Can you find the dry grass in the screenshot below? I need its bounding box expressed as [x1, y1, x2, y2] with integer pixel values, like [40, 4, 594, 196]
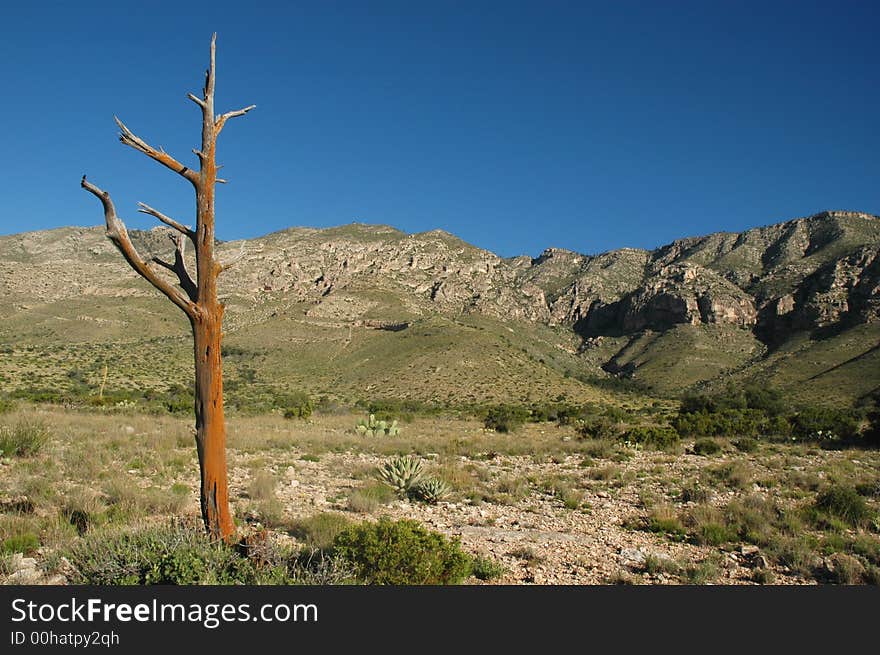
[2, 405, 880, 586]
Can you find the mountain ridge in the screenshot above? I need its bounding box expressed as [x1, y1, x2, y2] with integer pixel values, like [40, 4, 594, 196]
[0, 210, 877, 407]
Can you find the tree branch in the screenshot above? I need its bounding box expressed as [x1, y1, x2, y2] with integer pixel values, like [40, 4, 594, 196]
[114, 117, 200, 187]
[137, 202, 195, 241]
[214, 105, 256, 137]
[81, 176, 197, 318]
[187, 92, 207, 109]
[153, 232, 198, 301]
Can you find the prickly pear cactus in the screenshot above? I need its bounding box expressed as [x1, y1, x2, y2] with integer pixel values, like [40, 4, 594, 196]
[355, 414, 402, 437]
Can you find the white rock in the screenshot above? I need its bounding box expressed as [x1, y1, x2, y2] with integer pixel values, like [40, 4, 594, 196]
[619, 548, 647, 567]
[10, 553, 37, 573]
[9, 568, 41, 584]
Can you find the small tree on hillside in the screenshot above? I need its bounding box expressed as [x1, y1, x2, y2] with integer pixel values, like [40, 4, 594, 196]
[81, 34, 255, 541]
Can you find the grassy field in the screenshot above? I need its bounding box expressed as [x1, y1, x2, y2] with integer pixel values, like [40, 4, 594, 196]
[2, 403, 878, 585]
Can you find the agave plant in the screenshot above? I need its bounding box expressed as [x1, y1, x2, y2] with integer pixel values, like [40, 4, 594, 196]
[411, 478, 451, 504]
[377, 455, 424, 496]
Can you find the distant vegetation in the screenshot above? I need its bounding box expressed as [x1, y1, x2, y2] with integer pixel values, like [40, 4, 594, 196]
[673, 384, 873, 447]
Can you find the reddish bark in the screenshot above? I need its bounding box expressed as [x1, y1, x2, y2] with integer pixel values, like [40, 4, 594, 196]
[81, 35, 254, 542]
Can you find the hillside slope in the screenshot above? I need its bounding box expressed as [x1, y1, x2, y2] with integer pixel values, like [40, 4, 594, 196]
[0, 210, 877, 407]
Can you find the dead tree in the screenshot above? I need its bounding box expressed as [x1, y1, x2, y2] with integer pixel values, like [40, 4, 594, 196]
[81, 34, 255, 541]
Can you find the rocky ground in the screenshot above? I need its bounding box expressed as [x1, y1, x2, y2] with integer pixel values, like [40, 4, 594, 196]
[234, 449, 807, 585]
[3, 410, 878, 586]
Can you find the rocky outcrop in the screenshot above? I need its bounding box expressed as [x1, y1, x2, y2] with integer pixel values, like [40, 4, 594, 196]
[536, 211, 878, 341]
[574, 264, 757, 335]
[0, 210, 876, 344]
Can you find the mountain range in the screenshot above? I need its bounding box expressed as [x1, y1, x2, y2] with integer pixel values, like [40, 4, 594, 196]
[0, 210, 877, 408]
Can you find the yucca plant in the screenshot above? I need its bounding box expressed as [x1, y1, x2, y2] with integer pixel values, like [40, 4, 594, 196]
[377, 455, 424, 497]
[411, 478, 451, 504]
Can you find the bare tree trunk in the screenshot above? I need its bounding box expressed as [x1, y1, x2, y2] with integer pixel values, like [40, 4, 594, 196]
[81, 34, 255, 542]
[192, 307, 234, 539]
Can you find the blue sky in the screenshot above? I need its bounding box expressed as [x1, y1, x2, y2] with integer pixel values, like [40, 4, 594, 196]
[0, 1, 877, 256]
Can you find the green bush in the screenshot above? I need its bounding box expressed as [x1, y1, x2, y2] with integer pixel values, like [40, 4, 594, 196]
[673, 408, 767, 438]
[576, 416, 618, 440]
[693, 438, 723, 456]
[280, 391, 313, 419]
[68, 522, 291, 585]
[623, 425, 679, 448]
[483, 406, 529, 433]
[471, 555, 505, 581]
[331, 518, 472, 585]
[814, 486, 872, 527]
[789, 407, 859, 442]
[0, 419, 50, 457]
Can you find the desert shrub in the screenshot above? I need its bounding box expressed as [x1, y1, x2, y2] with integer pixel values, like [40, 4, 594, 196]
[687, 505, 736, 546]
[68, 522, 291, 585]
[0, 419, 50, 457]
[280, 391, 313, 419]
[347, 482, 396, 513]
[752, 568, 776, 584]
[287, 513, 353, 551]
[527, 402, 580, 424]
[623, 425, 679, 448]
[673, 408, 767, 438]
[647, 505, 686, 538]
[789, 407, 860, 442]
[723, 494, 784, 544]
[507, 545, 544, 562]
[331, 518, 472, 585]
[814, 486, 871, 527]
[576, 416, 618, 440]
[483, 405, 529, 433]
[733, 437, 759, 453]
[682, 554, 722, 584]
[285, 550, 358, 585]
[682, 384, 784, 415]
[706, 461, 753, 490]
[693, 438, 723, 456]
[471, 555, 505, 581]
[679, 480, 711, 504]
